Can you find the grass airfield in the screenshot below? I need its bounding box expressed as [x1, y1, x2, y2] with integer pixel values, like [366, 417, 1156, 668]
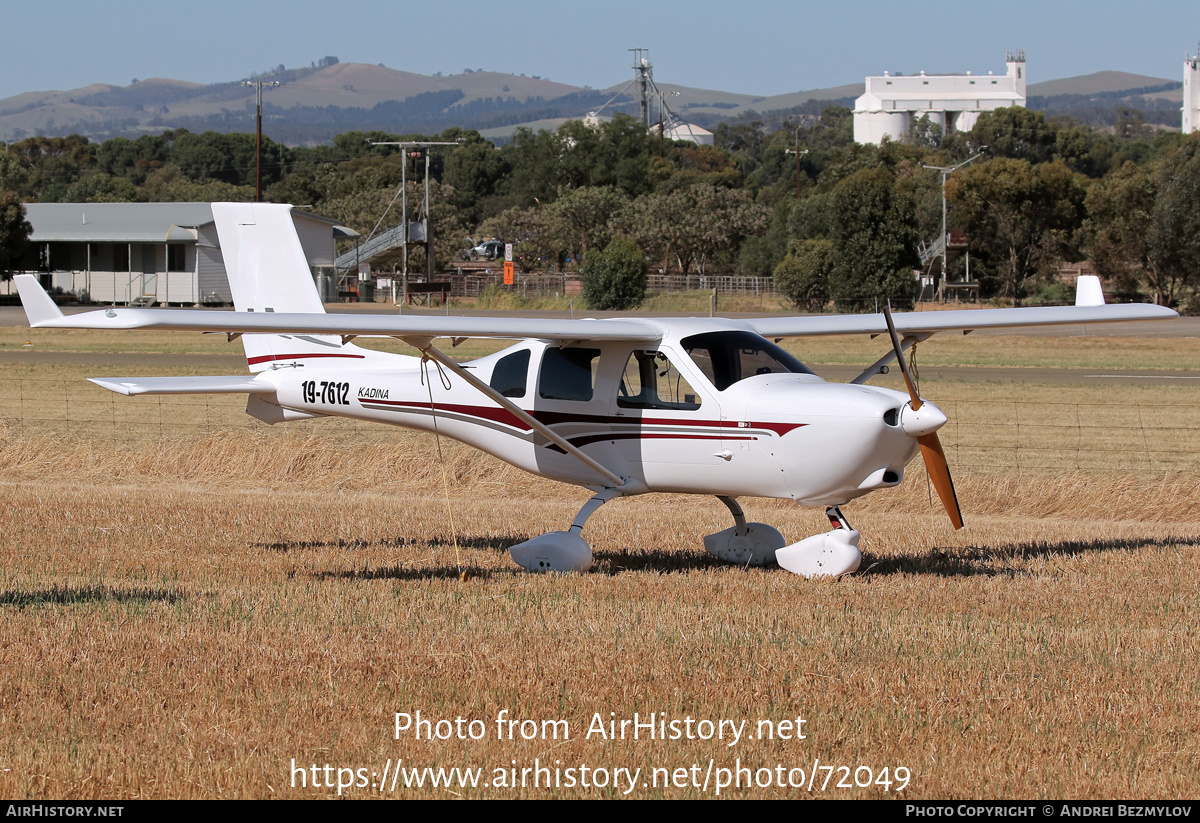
[0, 323, 1198, 799]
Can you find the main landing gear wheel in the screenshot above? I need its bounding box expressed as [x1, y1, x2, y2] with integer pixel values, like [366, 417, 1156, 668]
[508, 489, 621, 572]
[703, 496, 786, 566]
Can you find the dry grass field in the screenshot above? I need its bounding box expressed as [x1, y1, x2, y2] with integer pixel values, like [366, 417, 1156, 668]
[0, 326, 1197, 799]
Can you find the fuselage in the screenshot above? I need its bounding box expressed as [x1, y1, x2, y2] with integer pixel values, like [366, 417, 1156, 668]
[253, 320, 921, 506]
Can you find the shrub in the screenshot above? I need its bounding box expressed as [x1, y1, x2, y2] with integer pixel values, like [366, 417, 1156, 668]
[774, 240, 832, 312]
[580, 237, 648, 311]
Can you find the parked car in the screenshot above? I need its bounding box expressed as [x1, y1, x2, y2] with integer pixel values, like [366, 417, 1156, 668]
[459, 239, 506, 261]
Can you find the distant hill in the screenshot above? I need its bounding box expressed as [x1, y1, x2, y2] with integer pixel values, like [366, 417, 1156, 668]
[0, 61, 1185, 145]
[1028, 70, 1177, 97]
[0, 62, 603, 145]
[1026, 70, 1182, 128]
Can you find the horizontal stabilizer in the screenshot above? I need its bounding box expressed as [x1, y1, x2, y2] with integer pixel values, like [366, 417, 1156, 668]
[88, 376, 273, 396]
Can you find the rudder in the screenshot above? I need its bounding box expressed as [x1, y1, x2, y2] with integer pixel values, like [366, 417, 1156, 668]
[213, 202, 352, 372]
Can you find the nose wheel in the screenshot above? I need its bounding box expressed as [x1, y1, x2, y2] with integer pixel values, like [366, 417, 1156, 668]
[774, 505, 862, 578]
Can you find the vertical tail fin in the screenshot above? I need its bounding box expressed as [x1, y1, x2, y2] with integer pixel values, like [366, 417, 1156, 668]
[213, 202, 354, 371]
[213, 202, 325, 314]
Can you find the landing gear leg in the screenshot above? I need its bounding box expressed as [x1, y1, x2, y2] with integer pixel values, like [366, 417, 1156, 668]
[508, 488, 621, 572]
[702, 495, 786, 566]
[826, 506, 851, 530]
[775, 505, 862, 578]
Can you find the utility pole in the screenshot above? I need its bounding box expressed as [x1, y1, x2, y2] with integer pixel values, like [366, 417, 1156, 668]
[651, 89, 680, 156]
[366, 140, 459, 309]
[784, 121, 809, 200]
[920, 149, 985, 301]
[241, 80, 279, 202]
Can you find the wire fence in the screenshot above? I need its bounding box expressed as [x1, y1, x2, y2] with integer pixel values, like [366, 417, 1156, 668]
[2, 379, 1197, 476]
[937, 398, 1200, 475]
[441, 272, 783, 299]
[0, 379, 379, 446]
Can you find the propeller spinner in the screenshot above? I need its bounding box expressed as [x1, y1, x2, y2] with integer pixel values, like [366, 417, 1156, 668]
[883, 305, 964, 530]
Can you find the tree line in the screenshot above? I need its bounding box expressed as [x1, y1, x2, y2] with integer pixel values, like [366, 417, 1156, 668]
[2, 105, 1199, 311]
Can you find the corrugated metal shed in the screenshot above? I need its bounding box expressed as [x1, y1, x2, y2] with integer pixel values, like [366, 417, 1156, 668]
[14, 203, 356, 306]
[25, 203, 217, 243]
[25, 203, 355, 244]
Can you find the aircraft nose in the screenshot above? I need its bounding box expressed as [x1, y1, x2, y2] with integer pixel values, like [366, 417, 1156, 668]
[899, 400, 948, 438]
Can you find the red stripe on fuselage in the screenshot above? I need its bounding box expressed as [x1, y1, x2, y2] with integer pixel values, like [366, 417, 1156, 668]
[550, 432, 759, 452]
[358, 399, 806, 439]
[247, 353, 367, 366]
[360, 398, 528, 429]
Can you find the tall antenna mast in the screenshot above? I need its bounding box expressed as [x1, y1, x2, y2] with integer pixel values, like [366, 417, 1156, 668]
[629, 48, 653, 127]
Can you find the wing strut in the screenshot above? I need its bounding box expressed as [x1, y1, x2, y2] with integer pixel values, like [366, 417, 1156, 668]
[413, 340, 627, 488]
[850, 333, 931, 385]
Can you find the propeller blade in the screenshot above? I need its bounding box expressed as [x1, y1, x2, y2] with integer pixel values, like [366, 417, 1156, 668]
[882, 305, 962, 529]
[917, 433, 964, 530]
[881, 303, 921, 410]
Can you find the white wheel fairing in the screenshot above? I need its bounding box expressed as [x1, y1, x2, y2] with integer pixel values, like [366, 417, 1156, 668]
[775, 529, 862, 578]
[509, 531, 593, 572]
[703, 523, 787, 566]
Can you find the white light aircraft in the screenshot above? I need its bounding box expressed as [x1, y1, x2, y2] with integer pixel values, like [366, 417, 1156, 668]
[15, 204, 1179, 577]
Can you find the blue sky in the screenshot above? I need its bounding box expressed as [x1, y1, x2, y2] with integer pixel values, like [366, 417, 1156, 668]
[2, 0, 1197, 100]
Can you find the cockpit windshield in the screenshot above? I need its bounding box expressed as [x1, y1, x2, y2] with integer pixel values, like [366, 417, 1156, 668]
[681, 331, 815, 391]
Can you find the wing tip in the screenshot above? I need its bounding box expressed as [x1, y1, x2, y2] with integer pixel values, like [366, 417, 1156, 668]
[1075, 275, 1106, 307]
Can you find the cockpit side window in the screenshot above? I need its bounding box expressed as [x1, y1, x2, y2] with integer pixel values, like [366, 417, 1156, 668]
[489, 349, 530, 398]
[617, 350, 701, 410]
[681, 331, 814, 391]
[539, 347, 600, 401]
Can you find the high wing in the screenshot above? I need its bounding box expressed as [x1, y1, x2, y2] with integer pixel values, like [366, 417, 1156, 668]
[747, 302, 1177, 339]
[18, 272, 1174, 344]
[15, 275, 660, 343]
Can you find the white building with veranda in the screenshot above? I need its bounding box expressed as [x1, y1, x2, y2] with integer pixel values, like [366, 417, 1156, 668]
[853, 51, 1027, 145]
